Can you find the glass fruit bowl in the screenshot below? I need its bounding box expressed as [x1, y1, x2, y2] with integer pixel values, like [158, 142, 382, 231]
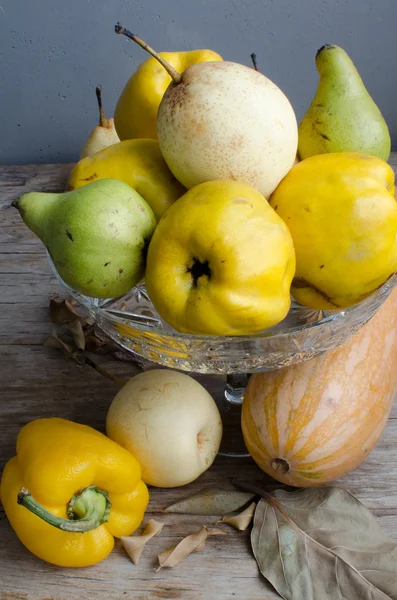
[47, 253, 397, 455]
[48, 254, 397, 375]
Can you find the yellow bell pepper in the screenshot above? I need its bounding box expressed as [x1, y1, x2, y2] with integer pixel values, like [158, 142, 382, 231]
[270, 152, 397, 309]
[114, 49, 223, 140]
[0, 418, 149, 567]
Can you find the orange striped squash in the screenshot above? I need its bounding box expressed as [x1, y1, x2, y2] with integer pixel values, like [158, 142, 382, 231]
[242, 287, 397, 487]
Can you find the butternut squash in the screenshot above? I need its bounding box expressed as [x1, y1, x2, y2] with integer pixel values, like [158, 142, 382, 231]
[242, 287, 397, 486]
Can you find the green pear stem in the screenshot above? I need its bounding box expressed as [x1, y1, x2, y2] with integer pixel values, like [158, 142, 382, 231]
[114, 23, 182, 84]
[95, 85, 107, 127]
[250, 53, 259, 72]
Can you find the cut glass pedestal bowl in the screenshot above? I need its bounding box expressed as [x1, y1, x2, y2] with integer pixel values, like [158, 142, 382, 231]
[48, 255, 397, 456]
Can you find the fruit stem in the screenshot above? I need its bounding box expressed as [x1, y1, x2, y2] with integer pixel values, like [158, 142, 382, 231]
[114, 23, 182, 84]
[95, 85, 107, 127]
[250, 53, 259, 71]
[83, 355, 127, 387]
[17, 485, 111, 532]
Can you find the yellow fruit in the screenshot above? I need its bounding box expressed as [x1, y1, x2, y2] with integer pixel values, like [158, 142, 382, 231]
[145, 180, 295, 335]
[114, 50, 223, 141]
[0, 418, 148, 567]
[80, 86, 120, 159]
[270, 152, 397, 309]
[68, 139, 185, 221]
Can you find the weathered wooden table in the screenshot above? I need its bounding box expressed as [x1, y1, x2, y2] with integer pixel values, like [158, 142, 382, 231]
[1, 163, 397, 600]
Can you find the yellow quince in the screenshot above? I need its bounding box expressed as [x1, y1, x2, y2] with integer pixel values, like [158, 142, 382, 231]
[145, 180, 295, 336]
[270, 152, 397, 309]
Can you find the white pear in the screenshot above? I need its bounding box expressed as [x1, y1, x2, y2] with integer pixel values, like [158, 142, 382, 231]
[115, 25, 298, 199]
[157, 61, 298, 198]
[80, 86, 120, 159]
[106, 369, 223, 488]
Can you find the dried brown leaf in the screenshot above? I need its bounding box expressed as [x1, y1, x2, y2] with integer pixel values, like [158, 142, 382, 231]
[120, 519, 164, 565]
[85, 335, 107, 353]
[251, 486, 397, 600]
[43, 330, 75, 357]
[85, 336, 119, 354]
[221, 501, 256, 531]
[50, 298, 81, 324]
[164, 488, 256, 515]
[69, 320, 86, 350]
[50, 297, 95, 328]
[156, 526, 224, 571]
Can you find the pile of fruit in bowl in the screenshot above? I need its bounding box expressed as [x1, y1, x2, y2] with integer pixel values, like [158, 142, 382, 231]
[14, 28, 397, 345]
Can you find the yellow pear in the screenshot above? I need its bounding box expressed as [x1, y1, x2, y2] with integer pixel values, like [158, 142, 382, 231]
[80, 86, 120, 159]
[115, 49, 222, 141]
[69, 139, 185, 221]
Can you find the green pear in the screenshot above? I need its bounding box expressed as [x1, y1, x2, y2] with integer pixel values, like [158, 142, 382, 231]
[298, 44, 391, 161]
[14, 178, 156, 298]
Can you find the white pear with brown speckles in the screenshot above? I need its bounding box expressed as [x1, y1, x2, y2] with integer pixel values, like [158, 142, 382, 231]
[156, 61, 298, 198]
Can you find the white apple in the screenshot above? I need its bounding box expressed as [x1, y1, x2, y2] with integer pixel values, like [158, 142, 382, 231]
[106, 369, 223, 488]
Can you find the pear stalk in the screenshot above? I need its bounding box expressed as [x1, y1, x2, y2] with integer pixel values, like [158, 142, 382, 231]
[114, 23, 182, 84]
[250, 53, 259, 72]
[95, 85, 107, 128]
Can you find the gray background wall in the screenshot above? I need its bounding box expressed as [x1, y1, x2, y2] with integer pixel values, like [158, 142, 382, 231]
[0, 0, 395, 164]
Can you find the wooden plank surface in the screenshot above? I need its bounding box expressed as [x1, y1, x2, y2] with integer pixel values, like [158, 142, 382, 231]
[1, 161, 397, 600]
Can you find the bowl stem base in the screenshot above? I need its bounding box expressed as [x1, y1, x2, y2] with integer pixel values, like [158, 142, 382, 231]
[218, 374, 250, 457]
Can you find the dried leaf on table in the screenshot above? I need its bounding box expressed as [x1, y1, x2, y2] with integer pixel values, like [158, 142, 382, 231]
[120, 519, 164, 565]
[85, 335, 106, 353]
[251, 486, 397, 600]
[69, 320, 86, 350]
[43, 330, 75, 357]
[164, 488, 256, 515]
[156, 526, 225, 571]
[220, 501, 256, 531]
[85, 335, 119, 354]
[50, 297, 82, 324]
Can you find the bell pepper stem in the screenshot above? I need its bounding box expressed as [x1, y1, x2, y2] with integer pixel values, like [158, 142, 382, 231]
[115, 23, 183, 85]
[17, 485, 111, 533]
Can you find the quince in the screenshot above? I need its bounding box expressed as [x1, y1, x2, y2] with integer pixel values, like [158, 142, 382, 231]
[145, 180, 295, 335]
[270, 152, 397, 309]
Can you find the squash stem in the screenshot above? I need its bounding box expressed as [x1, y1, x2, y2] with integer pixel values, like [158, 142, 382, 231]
[17, 485, 111, 533]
